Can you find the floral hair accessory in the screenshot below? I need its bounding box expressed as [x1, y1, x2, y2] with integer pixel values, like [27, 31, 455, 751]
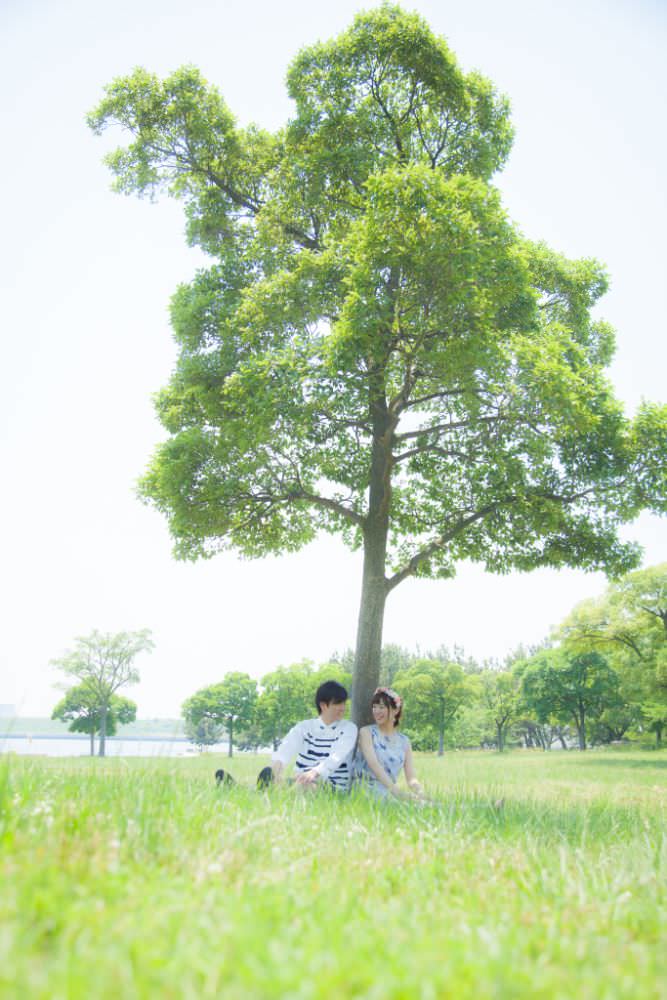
[373, 686, 402, 711]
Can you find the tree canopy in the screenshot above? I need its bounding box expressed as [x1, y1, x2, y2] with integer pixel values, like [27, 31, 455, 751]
[182, 672, 257, 757]
[89, 5, 666, 724]
[559, 563, 666, 667]
[52, 683, 137, 756]
[395, 657, 471, 755]
[519, 649, 621, 751]
[557, 563, 667, 744]
[184, 715, 225, 752]
[254, 662, 316, 749]
[51, 629, 153, 756]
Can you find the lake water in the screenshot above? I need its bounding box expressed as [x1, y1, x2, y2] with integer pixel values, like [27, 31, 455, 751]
[0, 735, 217, 758]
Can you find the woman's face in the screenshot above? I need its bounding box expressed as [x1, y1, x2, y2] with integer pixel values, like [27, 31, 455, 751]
[372, 698, 397, 727]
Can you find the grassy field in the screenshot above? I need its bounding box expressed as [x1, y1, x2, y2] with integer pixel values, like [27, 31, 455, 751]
[1, 749, 665, 999]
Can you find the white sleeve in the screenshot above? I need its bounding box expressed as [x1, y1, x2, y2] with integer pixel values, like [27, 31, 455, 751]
[316, 723, 358, 779]
[272, 721, 306, 768]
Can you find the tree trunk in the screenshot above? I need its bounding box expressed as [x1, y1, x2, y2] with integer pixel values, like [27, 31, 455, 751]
[576, 713, 586, 751]
[351, 391, 393, 728]
[438, 700, 445, 756]
[98, 703, 107, 757]
[655, 722, 663, 747]
[89, 730, 95, 756]
[496, 722, 504, 752]
[352, 532, 388, 727]
[228, 719, 233, 758]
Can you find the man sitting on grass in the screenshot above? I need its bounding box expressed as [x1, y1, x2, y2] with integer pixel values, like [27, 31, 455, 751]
[215, 680, 358, 792]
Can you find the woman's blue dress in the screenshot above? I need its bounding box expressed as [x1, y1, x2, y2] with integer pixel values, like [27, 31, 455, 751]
[353, 724, 411, 798]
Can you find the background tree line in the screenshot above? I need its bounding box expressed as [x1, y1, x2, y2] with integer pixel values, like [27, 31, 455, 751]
[50, 563, 664, 756]
[183, 562, 666, 754]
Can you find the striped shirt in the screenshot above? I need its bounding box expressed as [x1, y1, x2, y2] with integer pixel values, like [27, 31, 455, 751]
[272, 718, 358, 791]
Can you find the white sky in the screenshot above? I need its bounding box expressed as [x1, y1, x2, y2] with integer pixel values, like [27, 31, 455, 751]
[1, 0, 665, 718]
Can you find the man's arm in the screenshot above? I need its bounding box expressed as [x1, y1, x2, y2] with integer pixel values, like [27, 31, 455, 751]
[271, 721, 306, 779]
[312, 722, 358, 782]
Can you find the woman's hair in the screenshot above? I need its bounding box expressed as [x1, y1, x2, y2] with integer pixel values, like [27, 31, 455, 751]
[372, 688, 402, 727]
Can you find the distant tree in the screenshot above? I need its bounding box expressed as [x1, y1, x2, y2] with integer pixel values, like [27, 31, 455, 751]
[255, 662, 314, 749]
[514, 648, 569, 750]
[478, 670, 521, 751]
[378, 645, 417, 687]
[589, 702, 642, 745]
[643, 701, 667, 747]
[447, 703, 489, 750]
[330, 645, 415, 688]
[51, 684, 137, 756]
[396, 658, 471, 755]
[559, 564, 666, 687]
[520, 649, 621, 750]
[184, 716, 224, 752]
[310, 661, 353, 697]
[182, 673, 257, 757]
[51, 630, 153, 756]
[89, 6, 666, 727]
[425, 644, 482, 675]
[558, 564, 667, 745]
[513, 715, 557, 751]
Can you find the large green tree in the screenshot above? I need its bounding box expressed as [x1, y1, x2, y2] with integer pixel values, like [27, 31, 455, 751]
[395, 657, 471, 755]
[559, 565, 666, 671]
[254, 662, 315, 749]
[182, 672, 257, 757]
[52, 684, 137, 756]
[558, 564, 667, 742]
[478, 669, 520, 752]
[520, 649, 621, 750]
[184, 715, 225, 752]
[51, 630, 153, 756]
[89, 6, 666, 725]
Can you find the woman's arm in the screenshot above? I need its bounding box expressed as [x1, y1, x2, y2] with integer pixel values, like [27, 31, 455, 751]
[358, 727, 403, 797]
[402, 741, 423, 795]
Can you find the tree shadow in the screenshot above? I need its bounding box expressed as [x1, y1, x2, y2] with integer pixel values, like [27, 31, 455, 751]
[577, 758, 667, 770]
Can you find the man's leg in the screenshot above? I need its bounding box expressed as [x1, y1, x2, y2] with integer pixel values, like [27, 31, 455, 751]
[215, 769, 236, 786]
[256, 765, 274, 789]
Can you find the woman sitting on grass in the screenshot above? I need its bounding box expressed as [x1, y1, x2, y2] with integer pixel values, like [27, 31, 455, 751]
[353, 687, 425, 801]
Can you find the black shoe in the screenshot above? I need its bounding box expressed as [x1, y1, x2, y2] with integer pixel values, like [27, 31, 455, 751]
[215, 769, 235, 786]
[256, 766, 274, 790]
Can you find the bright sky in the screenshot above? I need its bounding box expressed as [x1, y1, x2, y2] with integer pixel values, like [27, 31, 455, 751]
[1, 0, 665, 718]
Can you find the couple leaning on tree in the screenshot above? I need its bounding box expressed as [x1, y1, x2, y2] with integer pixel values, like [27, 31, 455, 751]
[215, 680, 425, 801]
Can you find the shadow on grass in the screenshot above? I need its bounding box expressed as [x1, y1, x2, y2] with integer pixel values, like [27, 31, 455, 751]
[337, 783, 666, 846]
[575, 759, 667, 770]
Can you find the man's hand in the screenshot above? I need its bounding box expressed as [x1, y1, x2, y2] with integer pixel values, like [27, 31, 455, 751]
[294, 768, 320, 787]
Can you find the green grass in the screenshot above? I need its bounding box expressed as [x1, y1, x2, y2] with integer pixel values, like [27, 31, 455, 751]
[1, 749, 665, 999]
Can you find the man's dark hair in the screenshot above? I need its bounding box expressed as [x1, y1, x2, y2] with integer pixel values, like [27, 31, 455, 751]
[315, 680, 348, 712]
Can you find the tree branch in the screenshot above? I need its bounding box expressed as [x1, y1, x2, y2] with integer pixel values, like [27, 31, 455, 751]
[394, 414, 500, 443]
[288, 489, 365, 526]
[386, 505, 497, 592]
[393, 444, 470, 464]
